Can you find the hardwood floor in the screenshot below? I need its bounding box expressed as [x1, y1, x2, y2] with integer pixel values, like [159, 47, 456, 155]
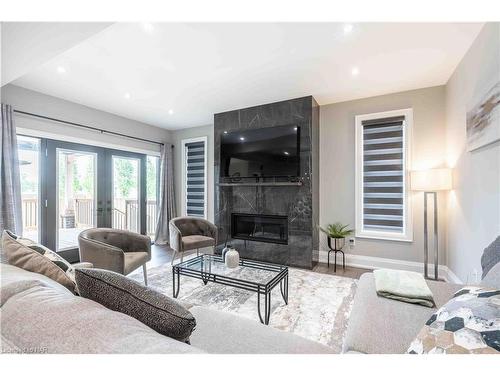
[149, 244, 371, 280]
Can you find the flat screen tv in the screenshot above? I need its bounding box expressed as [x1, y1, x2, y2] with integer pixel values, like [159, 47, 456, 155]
[220, 124, 300, 179]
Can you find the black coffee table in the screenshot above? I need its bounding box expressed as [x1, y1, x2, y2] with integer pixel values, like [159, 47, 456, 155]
[172, 254, 288, 325]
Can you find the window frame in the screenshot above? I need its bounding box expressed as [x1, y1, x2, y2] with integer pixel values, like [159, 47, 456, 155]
[355, 108, 413, 242]
[181, 136, 208, 219]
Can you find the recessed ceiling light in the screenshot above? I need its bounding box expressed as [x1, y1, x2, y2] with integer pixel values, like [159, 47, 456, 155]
[142, 23, 154, 33]
[57, 66, 66, 74]
[343, 24, 353, 34]
[294, 127, 297, 131]
[240, 137, 245, 141]
[351, 67, 360, 76]
[284, 151, 289, 155]
[168, 109, 174, 115]
[223, 131, 228, 134]
[124, 92, 131, 99]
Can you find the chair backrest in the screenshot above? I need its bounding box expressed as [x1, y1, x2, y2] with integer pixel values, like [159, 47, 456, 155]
[79, 228, 132, 250]
[169, 217, 211, 237]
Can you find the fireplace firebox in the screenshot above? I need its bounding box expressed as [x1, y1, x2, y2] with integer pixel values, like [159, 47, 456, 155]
[231, 213, 288, 245]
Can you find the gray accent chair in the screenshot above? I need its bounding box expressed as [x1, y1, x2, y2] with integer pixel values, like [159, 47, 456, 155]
[78, 228, 151, 285]
[169, 217, 217, 264]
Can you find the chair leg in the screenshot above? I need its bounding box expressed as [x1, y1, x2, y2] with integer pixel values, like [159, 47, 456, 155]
[180, 252, 184, 263]
[143, 264, 148, 286]
[171, 250, 177, 265]
[197, 248, 199, 256]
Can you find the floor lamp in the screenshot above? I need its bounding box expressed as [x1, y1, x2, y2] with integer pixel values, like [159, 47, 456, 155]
[411, 168, 452, 280]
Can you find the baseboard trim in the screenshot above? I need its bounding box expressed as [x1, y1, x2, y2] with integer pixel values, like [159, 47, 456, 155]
[318, 251, 462, 284]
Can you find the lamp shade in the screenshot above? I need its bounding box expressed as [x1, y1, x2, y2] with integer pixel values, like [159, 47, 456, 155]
[411, 168, 452, 191]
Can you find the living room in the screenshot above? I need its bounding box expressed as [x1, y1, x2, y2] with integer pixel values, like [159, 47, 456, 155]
[1, 1, 499, 372]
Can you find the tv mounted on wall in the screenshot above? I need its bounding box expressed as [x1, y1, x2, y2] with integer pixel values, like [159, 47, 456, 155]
[220, 124, 300, 179]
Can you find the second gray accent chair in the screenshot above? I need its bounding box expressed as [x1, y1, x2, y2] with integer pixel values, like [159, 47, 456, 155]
[78, 228, 151, 285]
[169, 217, 217, 264]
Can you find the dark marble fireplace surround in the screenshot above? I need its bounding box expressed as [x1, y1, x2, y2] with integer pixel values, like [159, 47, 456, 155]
[214, 96, 319, 269]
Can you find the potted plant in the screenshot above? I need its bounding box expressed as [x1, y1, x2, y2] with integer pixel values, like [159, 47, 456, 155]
[320, 222, 354, 250]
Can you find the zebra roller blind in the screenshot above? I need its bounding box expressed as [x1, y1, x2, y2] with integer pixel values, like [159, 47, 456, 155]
[185, 140, 206, 218]
[362, 115, 405, 233]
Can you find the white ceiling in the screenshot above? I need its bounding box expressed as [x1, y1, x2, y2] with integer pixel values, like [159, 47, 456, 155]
[11, 22, 483, 130]
[1, 22, 112, 85]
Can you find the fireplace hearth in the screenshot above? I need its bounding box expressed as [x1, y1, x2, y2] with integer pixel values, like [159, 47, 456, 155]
[231, 213, 288, 245]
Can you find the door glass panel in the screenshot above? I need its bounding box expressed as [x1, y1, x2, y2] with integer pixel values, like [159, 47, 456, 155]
[18, 136, 40, 241]
[146, 155, 159, 240]
[57, 149, 96, 251]
[112, 156, 140, 233]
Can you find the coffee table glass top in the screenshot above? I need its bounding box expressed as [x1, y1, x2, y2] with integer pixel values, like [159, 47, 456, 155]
[174, 254, 287, 286]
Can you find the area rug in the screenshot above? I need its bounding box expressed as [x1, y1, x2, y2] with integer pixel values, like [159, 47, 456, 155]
[131, 260, 357, 352]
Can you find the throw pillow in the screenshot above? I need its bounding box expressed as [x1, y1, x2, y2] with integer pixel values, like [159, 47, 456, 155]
[482, 236, 500, 279]
[2, 230, 78, 294]
[407, 286, 500, 354]
[75, 268, 196, 343]
[482, 262, 500, 289]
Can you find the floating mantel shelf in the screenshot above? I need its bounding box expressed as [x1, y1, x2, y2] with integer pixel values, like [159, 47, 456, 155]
[218, 181, 303, 187]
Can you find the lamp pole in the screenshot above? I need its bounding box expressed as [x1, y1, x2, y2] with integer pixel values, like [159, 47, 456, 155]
[423, 191, 439, 280]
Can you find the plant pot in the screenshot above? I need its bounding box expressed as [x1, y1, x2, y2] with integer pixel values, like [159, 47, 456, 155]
[327, 236, 345, 250]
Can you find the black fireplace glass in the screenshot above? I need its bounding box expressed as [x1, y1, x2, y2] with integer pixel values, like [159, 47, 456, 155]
[231, 213, 288, 245]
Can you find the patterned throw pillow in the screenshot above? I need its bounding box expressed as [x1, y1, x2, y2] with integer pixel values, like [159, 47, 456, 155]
[407, 287, 500, 354]
[75, 268, 197, 343]
[2, 230, 78, 294]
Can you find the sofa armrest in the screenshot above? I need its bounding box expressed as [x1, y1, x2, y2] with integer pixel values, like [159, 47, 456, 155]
[78, 236, 125, 274]
[344, 273, 462, 354]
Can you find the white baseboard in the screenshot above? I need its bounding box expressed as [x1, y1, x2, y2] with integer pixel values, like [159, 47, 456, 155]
[318, 251, 462, 284]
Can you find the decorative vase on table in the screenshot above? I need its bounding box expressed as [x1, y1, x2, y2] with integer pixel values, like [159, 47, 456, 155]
[221, 244, 232, 262]
[225, 248, 240, 268]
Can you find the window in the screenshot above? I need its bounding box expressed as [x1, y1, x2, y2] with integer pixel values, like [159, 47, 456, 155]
[355, 109, 413, 241]
[17, 135, 41, 242]
[182, 137, 207, 218]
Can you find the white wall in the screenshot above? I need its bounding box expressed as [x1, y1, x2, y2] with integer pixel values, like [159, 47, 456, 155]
[320, 86, 447, 265]
[172, 124, 214, 221]
[445, 23, 500, 283]
[1, 84, 172, 154]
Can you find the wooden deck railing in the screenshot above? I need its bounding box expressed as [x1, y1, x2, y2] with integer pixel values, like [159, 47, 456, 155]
[22, 197, 38, 230]
[22, 197, 158, 236]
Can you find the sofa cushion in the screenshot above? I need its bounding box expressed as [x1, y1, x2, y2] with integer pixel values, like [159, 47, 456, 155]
[182, 235, 215, 251]
[2, 230, 77, 294]
[0, 279, 201, 354]
[189, 305, 334, 354]
[75, 268, 196, 343]
[407, 286, 500, 354]
[1, 263, 72, 299]
[344, 273, 462, 354]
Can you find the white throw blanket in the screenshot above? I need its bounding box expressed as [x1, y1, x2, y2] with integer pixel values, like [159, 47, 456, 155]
[373, 269, 435, 307]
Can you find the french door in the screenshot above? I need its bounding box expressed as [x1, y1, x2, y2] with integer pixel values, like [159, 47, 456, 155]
[43, 140, 148, 261]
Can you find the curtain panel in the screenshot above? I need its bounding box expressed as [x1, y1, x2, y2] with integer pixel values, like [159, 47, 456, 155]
[154, 143, 176, 245]
[0, 104, 23, 235]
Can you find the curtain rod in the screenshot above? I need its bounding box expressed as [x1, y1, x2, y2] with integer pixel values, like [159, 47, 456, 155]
[13, 109, 173, 148]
